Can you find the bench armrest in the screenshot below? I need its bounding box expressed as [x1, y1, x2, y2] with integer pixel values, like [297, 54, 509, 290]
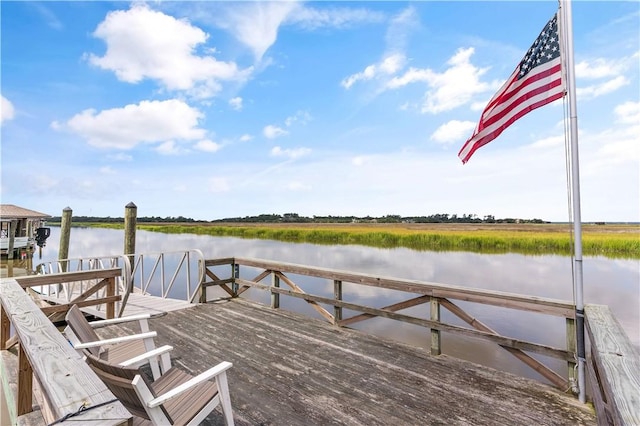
[89, 313, 151, 328]
[147, 361, 233, 408]
[119, 345, 173, 367]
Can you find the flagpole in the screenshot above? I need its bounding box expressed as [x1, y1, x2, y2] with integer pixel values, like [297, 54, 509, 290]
[560, 0, 586, 403]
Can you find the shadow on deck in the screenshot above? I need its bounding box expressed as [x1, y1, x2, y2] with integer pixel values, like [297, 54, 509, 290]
[98, 298, 595, 426]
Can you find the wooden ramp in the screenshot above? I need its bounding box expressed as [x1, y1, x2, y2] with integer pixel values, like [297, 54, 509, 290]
[37, 291, 194, 319]
[96, 298, 596, 426]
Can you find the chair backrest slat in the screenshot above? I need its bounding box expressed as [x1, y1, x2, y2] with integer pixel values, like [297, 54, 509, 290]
[84, 352, 151, 420]
[65, 304, 102, 356]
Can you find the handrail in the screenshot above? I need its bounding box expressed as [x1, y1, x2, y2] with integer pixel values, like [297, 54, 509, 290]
[201, 257, 578, 390]
[34, 256, 131, 317]
[35, 250, 205, 313]
[585, 304, 640, 425]
[0, 277, 131, 425]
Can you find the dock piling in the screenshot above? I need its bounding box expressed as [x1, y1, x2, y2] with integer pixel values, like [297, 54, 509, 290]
[58, 207, 72, 272]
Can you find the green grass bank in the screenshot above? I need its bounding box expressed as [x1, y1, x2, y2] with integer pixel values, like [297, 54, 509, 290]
[84, 222, 640, 259]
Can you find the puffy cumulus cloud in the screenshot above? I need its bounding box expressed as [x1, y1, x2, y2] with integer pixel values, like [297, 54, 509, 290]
[1, 95, 15, 125]
[430, 120, 477, 145]
[239, 134, 252, 142]
[58, 99, 206, 149]
[229, 97, 243, 111]
[270, 146, 311, 159]
[614, 101, 640, 124]
[341, 53, 406, 89]
[387, 48, 493, 114]
[263, 124, 288, 139]
[88, 4, 248, 98]
[194, 139, 222, 153]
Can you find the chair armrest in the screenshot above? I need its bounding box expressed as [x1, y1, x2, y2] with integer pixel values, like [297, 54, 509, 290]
[89, 313, 151, 328]
[147, 361, 233, 408]
[73, 331, 157, 349]
[119, 345, 174, 367]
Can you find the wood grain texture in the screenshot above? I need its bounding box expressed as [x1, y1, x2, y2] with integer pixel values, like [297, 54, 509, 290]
[98, 299, 596, 426]
[585, 304, 640, 426]
[0, 278, 131, 425]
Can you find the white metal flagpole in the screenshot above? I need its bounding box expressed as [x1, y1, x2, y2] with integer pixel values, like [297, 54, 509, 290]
[559, 0, 586, 403]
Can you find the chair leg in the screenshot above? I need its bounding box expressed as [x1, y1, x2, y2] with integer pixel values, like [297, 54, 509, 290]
[216, 372, 234, 426]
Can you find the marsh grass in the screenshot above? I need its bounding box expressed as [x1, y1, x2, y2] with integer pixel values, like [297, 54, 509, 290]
[88, 222, 640, 259]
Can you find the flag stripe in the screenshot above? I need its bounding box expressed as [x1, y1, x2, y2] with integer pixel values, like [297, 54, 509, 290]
[459, 12, 563, 164]
[482, 63, 563, 130]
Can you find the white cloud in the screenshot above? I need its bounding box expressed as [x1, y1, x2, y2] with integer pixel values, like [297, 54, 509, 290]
[194, 139, 222, 153]
[99, 166, 116, 175]
[263, 124, 289, 139]
[341, 53, 406, 89]
[431, 120, 477, 145]
[574, 52, 638, 100]
[107, 153, 133, 162]
[239, 134, 253, 142]
[614, 101, 640, 124]
[229, 97, 243, 111]
[285, 110, 311, 127]
[213, 2, 300, 61]
[209, 3, 384, 62]
[1, 95, 15, 125]
[575, 57, 628, 79]
[287, 6, 385, 30]
[387, 48, 493, 114]
[577, 76, 629, 100]
[270, 146, 311, 159]
[208, 177, 230, 192]
[287, 181, 312, 191]
[59, 99, 205, 149]
[88, 4, 248, 98]
[156, 140, 187, 155]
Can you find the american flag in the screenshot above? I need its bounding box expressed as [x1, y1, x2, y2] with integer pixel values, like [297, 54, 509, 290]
[458, 12, 564, 164]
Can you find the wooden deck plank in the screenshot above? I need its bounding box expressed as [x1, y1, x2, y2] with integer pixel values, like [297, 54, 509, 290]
[97, 298, 596, 426]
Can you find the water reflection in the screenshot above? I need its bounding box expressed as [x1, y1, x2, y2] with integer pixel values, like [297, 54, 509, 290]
[26, 226, 640, 384]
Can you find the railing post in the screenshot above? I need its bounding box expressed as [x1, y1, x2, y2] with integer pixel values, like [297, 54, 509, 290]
[17, 343, 33, 415]
[199, 259, 207, 303]
[1, 304, 9, 350]
[566, 317, 577, 392]
[334, 280, 342, 325]
[271, 273, 280, 309]
[232, 262, 239, 296]
[430, 297, 441, 356]
[106, 276, 116, 319]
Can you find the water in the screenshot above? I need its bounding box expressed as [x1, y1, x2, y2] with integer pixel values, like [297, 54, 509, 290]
[13, 226, 640, 384]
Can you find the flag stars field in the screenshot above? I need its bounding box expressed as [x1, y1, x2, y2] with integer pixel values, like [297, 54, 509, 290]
[1, 1, 638, 222]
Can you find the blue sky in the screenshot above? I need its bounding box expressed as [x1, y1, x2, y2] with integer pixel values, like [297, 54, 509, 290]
[1, 1, 638, 222]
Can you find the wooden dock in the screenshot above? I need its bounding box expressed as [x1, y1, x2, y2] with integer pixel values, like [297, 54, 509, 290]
[97, 298, 596, 425]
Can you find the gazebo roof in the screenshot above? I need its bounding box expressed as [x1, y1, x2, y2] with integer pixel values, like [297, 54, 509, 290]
[0, 204, 51, 220]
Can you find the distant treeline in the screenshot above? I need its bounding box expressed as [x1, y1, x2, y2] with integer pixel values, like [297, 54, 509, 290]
[48, 213, 548, 224]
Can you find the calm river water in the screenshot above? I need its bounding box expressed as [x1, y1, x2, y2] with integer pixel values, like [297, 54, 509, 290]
[15, 226, 640, 384]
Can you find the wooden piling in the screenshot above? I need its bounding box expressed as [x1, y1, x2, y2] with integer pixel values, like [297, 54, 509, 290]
[123, 202, 137, 264]
[58, 207, 72, 272]
[7, 220, 16, 260]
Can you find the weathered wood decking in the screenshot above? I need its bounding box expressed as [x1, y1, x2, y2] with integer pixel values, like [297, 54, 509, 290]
[98, 298, 596, 425]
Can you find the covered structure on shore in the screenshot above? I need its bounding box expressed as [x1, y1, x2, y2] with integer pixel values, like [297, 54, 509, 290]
[0, 204, 51, 258]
